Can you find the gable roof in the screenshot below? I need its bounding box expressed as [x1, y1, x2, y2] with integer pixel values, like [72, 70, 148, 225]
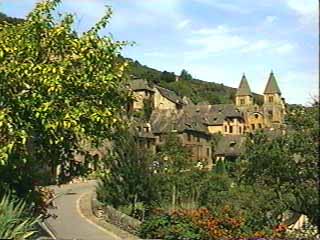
[264, 72, 281, 94]
[150, 109, 209, 135]
[129, 79, 154, 92]
[156, 86, 184, 105]
[236, 74, 253, 96]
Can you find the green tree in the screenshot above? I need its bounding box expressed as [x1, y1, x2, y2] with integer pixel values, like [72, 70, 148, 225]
[160, 71, 176, 83]
[242, 101, 319, 227]
[214, 159, 226, 175]
[155, 133, 194, 210]
[180, 69, 192, 81]
[0, 0, 131, 198]
[97, 130, 158, 216]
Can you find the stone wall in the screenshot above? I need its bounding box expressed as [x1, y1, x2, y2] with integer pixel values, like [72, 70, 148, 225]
[91, 196, 141, 235]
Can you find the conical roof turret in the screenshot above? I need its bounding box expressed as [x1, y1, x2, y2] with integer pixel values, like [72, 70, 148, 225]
[236, 73, 252, 96]
[264, 71, 281, 94]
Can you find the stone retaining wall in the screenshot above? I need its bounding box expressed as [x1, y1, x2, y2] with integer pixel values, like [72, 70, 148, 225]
[91, 195, 142, 235]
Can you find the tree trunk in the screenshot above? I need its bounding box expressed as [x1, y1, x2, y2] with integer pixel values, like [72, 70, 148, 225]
[171, 184, 176, 211]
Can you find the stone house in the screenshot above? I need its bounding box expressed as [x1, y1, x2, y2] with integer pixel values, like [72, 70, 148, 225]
[150, 110, 213, 166]
[128, 78, 184, 112]
[128, 72, 286, 166]
[129, 78, 155, 110]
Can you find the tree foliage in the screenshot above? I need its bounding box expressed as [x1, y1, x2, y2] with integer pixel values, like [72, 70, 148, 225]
[242, 101, 319, 227]
[97, 130, 159, 216]
[0, 0, 131, 197]
[179, 69, 193, 81]
[160, 71, 176, 83]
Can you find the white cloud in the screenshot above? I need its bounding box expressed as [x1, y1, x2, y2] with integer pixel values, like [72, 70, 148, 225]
[187, 25, 248, 54]
[264, 15, 277, 24]
[192, 0, 251, 14]
[280, 70, 318, 104]
[274, 43, 295, 55]
[186, 25, 295, 57]
[241, 40, 270, 53]
[286, 0, 318, 27]
[177, 19, 190, 30]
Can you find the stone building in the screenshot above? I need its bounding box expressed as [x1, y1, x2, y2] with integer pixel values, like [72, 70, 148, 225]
[235, 72, 286, 132]
[128, 72, 286, 166]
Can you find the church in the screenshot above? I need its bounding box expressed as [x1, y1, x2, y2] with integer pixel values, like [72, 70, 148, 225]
[129, 72, 287, 166]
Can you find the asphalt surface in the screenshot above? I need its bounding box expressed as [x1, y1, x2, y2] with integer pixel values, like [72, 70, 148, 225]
[45, 181, 121, 240]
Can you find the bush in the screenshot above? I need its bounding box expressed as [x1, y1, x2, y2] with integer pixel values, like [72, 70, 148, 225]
[139, 208, 287, 240]
[139, 210, 206, 240]
[0, 194, 39, 239]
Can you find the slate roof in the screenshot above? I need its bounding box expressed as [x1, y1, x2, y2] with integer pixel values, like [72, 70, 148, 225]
[236, 74, 253, 96]
[129, 79, 154, 92]
[155, 86, 184, 105]
[264, 72, 281, 94]
[214, 135, 246, 156]
[149, 109, 209, 135]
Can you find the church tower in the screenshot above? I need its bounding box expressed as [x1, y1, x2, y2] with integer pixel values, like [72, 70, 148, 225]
[235, 73, 253, 107]
[263, 71, 282, 104]
[263, 71, 286, 128]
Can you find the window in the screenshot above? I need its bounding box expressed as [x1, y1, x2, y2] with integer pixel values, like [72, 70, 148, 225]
[239, 127, 242, 134]
[145, 91, 149, 97]
[229, 126, 233, 133]
[197, 136, 200, 142]
[269, 96, 274, 103]
[147, 141, 151, 149]
[251, 124, 255, 130]
[224, 126, 228, 132]
[207, 148, 210, 157]
[137, 126, 142, 132]
[187, 133, 191, 141]
[240, 99, 245, 105]
[254, 113, 259, 119]
[268, 110, 273, 117]
[159, 135, 163, 142]
[258, 123, 262, 128]
[144, 127, 149, 132]
[244, 126, 246, 131]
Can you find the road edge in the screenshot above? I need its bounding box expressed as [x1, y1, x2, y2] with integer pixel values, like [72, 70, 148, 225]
[77, 192, 140, 240]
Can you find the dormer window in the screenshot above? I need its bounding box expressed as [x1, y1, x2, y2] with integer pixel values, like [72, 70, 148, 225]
[240, 99, 245, 105]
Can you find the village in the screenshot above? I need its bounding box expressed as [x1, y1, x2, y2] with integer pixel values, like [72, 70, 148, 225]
[128, 72, 286, 167]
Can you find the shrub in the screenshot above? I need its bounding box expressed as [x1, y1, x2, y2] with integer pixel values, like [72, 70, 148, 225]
[139, 210, 206, 240]
[0, 194, 39, 239]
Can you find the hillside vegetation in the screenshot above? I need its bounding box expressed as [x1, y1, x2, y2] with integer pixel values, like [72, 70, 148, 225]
[126, 58, 263, 105]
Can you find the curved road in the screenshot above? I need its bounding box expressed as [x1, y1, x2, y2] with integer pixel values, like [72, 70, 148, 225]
[45, 181, 121, 240]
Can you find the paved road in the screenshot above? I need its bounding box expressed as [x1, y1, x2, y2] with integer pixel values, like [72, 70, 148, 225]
[45, 181, 121, 240]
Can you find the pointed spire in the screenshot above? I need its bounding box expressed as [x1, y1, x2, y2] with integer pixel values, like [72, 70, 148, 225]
[264, 71, 281, 94]
[236, 73, 252, 96]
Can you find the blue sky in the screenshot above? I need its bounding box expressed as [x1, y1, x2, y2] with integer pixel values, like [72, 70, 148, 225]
[1, 0, 318, 104]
